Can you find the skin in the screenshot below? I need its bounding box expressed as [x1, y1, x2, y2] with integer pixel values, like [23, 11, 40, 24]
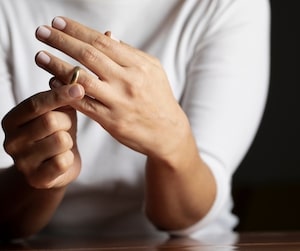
[0, 16, 216, 239]
[0, 85, 84, 238]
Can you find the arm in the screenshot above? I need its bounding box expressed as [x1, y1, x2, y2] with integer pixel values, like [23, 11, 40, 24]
[145, 128, 216, 230]
[0, 167, 66, 239]
[35, 17, 217, 232]
[34, 0, 270, 233]
[0, 85, 85, 239]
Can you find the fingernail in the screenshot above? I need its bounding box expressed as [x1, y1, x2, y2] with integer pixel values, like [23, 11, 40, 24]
[36, 26, 51, 39]
[36, 51, 51, 65]
[52, 17, 67, 30]
[69, 85, 84, 98]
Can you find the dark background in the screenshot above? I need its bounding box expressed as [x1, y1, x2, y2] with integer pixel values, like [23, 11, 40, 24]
[232, 0, 300, 231]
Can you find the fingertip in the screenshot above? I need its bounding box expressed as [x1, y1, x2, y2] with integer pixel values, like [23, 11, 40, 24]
[68, 84, 85, 99]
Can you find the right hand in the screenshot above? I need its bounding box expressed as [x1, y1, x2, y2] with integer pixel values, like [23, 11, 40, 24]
[1, 83, 85, 189]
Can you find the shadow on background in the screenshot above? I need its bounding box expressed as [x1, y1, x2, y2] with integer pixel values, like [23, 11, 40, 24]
[232, 0, 300, 231]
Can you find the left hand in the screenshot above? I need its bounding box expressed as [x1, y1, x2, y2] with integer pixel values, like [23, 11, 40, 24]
[35, 17, 190, 160]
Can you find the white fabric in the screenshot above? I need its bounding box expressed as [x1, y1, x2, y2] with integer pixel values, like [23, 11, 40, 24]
[0, 0, 270, 237]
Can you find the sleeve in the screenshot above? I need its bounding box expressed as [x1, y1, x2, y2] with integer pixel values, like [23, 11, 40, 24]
[0, 5, 16, 167]
[171, 0, 270, 236]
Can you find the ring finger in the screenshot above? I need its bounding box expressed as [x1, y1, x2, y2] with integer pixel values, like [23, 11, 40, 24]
[35, 51, 117, 107]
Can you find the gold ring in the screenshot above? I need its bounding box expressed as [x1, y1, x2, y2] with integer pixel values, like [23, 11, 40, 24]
[69, 66, 80, 84]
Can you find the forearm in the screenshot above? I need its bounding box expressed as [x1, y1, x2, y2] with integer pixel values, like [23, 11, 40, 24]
[0, 167, 66, 240]
[145, 131, 216, 231]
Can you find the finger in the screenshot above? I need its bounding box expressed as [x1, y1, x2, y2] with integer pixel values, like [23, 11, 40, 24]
[4, 110, 73, 156]
[48, 79, 114, 129]
[21, 110, 73, 142]
[47, 76, 113, 130]
[36, 50, 90, 84]
[36, 24, 121, 80]
[51, 16, 149, 66]
[28, 150, 75, 189]
[37, 17, 158, 71]
[36, 51, 118, 106]
[15, 130, 73, 171]
[48, 76, 114, 128]
[2, 84, 85, 130]
[33, 130, 73, 169]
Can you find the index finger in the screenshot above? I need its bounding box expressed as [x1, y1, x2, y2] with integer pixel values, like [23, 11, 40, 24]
[2, 84, 84, 130]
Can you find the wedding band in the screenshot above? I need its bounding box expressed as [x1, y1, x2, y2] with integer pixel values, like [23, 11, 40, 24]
[69, 66, 80, 84]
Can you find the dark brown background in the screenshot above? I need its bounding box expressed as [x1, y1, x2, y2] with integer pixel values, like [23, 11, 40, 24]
[232, 0, 300, 231]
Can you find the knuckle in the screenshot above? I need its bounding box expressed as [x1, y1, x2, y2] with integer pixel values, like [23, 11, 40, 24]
[52, 152, 73, 173]
[135, 58, 160, 77]
[1, 115, 9, 131]
[53, 131, 73, 149]
[136, 61, 149, 74]
[91, 35, 111, 51]
[124, 76, 144, 98]
[28, 92, 63, 114]
[81, 74, 96, 90]
[27, 176, 51, 189]
[126, 84, 140, 98]
[81, 99, 99, 115]
[110, 118, 129, 138]
[120, 72, 142, 98]
[52, 32, 66, 47]
[27, 96, 42, 114]
[80, 45, 99, 64]
[41, 112, 59, 131]
[15, 158, 31, 175]
[29, 90, 63, 112]
[3, 138, 17, 155]
[14, 159, 24, 171]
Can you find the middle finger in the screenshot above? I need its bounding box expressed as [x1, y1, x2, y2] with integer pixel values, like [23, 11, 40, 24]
[36, 25, 121, 81]
[21, 110, 73, 142]
[51, 16, 150, 66]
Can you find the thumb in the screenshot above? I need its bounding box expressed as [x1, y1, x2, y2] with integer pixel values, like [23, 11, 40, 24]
[3, 84, 85, 128]
[50, 78, 85, 99]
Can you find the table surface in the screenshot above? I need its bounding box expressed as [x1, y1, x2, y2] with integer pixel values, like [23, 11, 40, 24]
[1, 232, 300, 251]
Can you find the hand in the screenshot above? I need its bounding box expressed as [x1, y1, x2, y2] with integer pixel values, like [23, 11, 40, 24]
[35, 17, 190, 161]
[1, 84, 85, 189]
[34, 17, 217, 231]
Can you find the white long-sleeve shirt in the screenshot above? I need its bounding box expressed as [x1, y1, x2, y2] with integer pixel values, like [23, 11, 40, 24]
[0, 0, 270, 238]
